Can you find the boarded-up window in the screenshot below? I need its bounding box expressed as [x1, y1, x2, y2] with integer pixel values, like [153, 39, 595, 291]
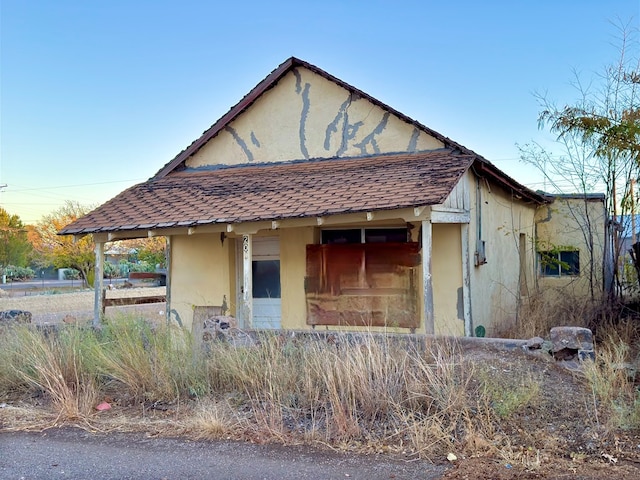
[305, 242, 421, 328]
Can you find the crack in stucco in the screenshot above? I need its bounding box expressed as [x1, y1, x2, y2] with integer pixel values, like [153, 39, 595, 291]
[224, 126, 254, 162]
[408, 127, 420, 152]
[250, 131, 261, 148]
[324, 94, 366, 156]
[293, 68, 302, 94]
[299, 82, 311, 159]
[353, 112, 390, 154]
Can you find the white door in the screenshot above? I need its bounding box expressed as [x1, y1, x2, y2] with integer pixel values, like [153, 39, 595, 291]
[237, 237, 281, 329]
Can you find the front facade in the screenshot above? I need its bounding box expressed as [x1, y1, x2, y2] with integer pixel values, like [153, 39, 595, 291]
[60, 58, 604, 336]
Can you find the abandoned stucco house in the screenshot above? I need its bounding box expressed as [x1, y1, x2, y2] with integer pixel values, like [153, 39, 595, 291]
[60, 57, 609, 336]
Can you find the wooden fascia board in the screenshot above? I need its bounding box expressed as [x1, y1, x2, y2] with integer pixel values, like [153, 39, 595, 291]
[474, 161, 547, 204]
[90, 206, 437, 241]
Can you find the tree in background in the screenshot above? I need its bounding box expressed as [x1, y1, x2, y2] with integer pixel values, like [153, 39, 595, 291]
[32, 201, 96, 287]
[0, 207, 32, 268]
[123, 237, 166, 268]
[521, 22, 639, 297]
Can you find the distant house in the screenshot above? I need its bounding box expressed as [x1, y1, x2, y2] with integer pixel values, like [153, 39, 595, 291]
[535, 193, 610, 300]
[60, 57, 608, 335]
[104, 244, 135, 266]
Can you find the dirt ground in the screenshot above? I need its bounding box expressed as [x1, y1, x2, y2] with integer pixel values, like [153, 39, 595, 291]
[0, 286, 167, 324]
[1, 289, 639, 479]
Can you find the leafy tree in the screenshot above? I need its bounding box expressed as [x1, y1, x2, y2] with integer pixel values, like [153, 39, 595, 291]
[32, 201, 96, 287]
[128, 237, 167, 268]
[0, 207, 32, 267]
[521, 22, 640, 297]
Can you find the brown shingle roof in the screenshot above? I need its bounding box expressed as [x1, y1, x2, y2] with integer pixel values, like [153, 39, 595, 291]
[60, 151, 474, 235]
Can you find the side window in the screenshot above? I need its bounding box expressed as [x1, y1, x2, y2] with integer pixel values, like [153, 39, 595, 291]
[539, 250, 580, 277]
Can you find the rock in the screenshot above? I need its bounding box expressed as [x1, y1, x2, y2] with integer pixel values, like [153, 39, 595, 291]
[202, 315, 239, 342]
[0, 310, 32, 324]
[550, 326, 594, 362]
[550, 326, 593, 351]
[524, 336, 545, 350]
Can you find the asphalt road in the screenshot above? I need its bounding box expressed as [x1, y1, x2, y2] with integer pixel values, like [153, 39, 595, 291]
[0, 428, 448, 480]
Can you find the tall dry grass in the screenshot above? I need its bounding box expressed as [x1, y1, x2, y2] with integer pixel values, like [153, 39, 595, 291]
[1, 301, 638, 456]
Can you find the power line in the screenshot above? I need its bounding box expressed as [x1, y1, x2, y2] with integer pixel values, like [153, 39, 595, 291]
[6, 178, 145, 193]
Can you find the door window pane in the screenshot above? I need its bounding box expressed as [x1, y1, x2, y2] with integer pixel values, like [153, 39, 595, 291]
[252, 260, 281, 298]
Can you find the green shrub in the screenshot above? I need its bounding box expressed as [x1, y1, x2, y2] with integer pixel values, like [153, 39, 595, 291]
[1, 265, 35, 281]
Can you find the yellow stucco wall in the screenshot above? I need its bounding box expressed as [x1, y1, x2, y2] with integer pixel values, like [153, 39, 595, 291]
[185, 67, 444, 168]
[535, 197, 607, 299]
[279, 227, 314, 329]
[170, 234, 234, 330]
[432, 223, 464, 336]
[167, 178, 546, 337]
[466, 174, 537, 335]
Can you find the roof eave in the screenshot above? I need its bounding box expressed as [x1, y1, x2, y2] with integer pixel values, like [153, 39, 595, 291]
[473, 159, 548, 205]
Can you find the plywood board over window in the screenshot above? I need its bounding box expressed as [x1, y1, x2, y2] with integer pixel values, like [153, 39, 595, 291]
[305, 243, 421, 328]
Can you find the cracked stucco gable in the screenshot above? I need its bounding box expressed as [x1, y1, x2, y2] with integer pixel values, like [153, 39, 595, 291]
[185, 67, 444, 168]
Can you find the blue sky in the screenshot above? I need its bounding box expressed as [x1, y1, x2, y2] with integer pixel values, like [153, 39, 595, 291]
[1, 0, 638, 224]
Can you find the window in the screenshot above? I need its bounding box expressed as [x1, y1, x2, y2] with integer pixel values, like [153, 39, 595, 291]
[539, 250, 580, 277]
[321, 228, 408, 244]
[307, 227, 419, 329]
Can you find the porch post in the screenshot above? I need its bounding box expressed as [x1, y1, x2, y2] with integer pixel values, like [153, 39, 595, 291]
[242, 234, 253, 328]
[93, 241, 104, 328]
[461, 224, 473, 336]
[421, 220, 434, 334]
[165, 236, 172, 326]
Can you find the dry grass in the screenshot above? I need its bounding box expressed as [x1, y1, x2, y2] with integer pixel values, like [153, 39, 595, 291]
[1, 296, 639, 466]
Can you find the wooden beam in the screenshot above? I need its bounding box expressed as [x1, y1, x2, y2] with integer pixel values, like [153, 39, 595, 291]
[165, 236, 173, 326]
[93, 242, 105, 328]
[431, 209, 471, 224]
[421, 220, 434, 334]
[461, 224, 472, 336]
[242, 234, 253, 329]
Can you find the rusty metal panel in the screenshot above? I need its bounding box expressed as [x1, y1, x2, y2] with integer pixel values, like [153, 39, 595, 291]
[305, 243, 420, 329]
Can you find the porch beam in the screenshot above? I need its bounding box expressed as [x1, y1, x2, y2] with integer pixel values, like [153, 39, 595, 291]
[93, 241, 105, 328]
[242, 234, 253, 329]
[421, 220, 435, 334]
[431, 206, 470, 224]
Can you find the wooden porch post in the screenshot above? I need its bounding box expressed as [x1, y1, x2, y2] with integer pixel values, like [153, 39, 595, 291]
[461, 223, 473, 336]
[165, 236, 172, 326]
[421, 220, 434, 334]
[93, 241, 104, 328]
[242, 234, 253, 328]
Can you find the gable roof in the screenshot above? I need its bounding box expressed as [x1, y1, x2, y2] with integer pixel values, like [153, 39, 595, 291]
[60, 57, 547, 236]
[60, 150, 474, 235]
[152, 57, 469, 180]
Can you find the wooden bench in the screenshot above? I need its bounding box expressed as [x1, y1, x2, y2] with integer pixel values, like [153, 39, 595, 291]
[128, 271, 166, 285]
[102, 289, 166, 314]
